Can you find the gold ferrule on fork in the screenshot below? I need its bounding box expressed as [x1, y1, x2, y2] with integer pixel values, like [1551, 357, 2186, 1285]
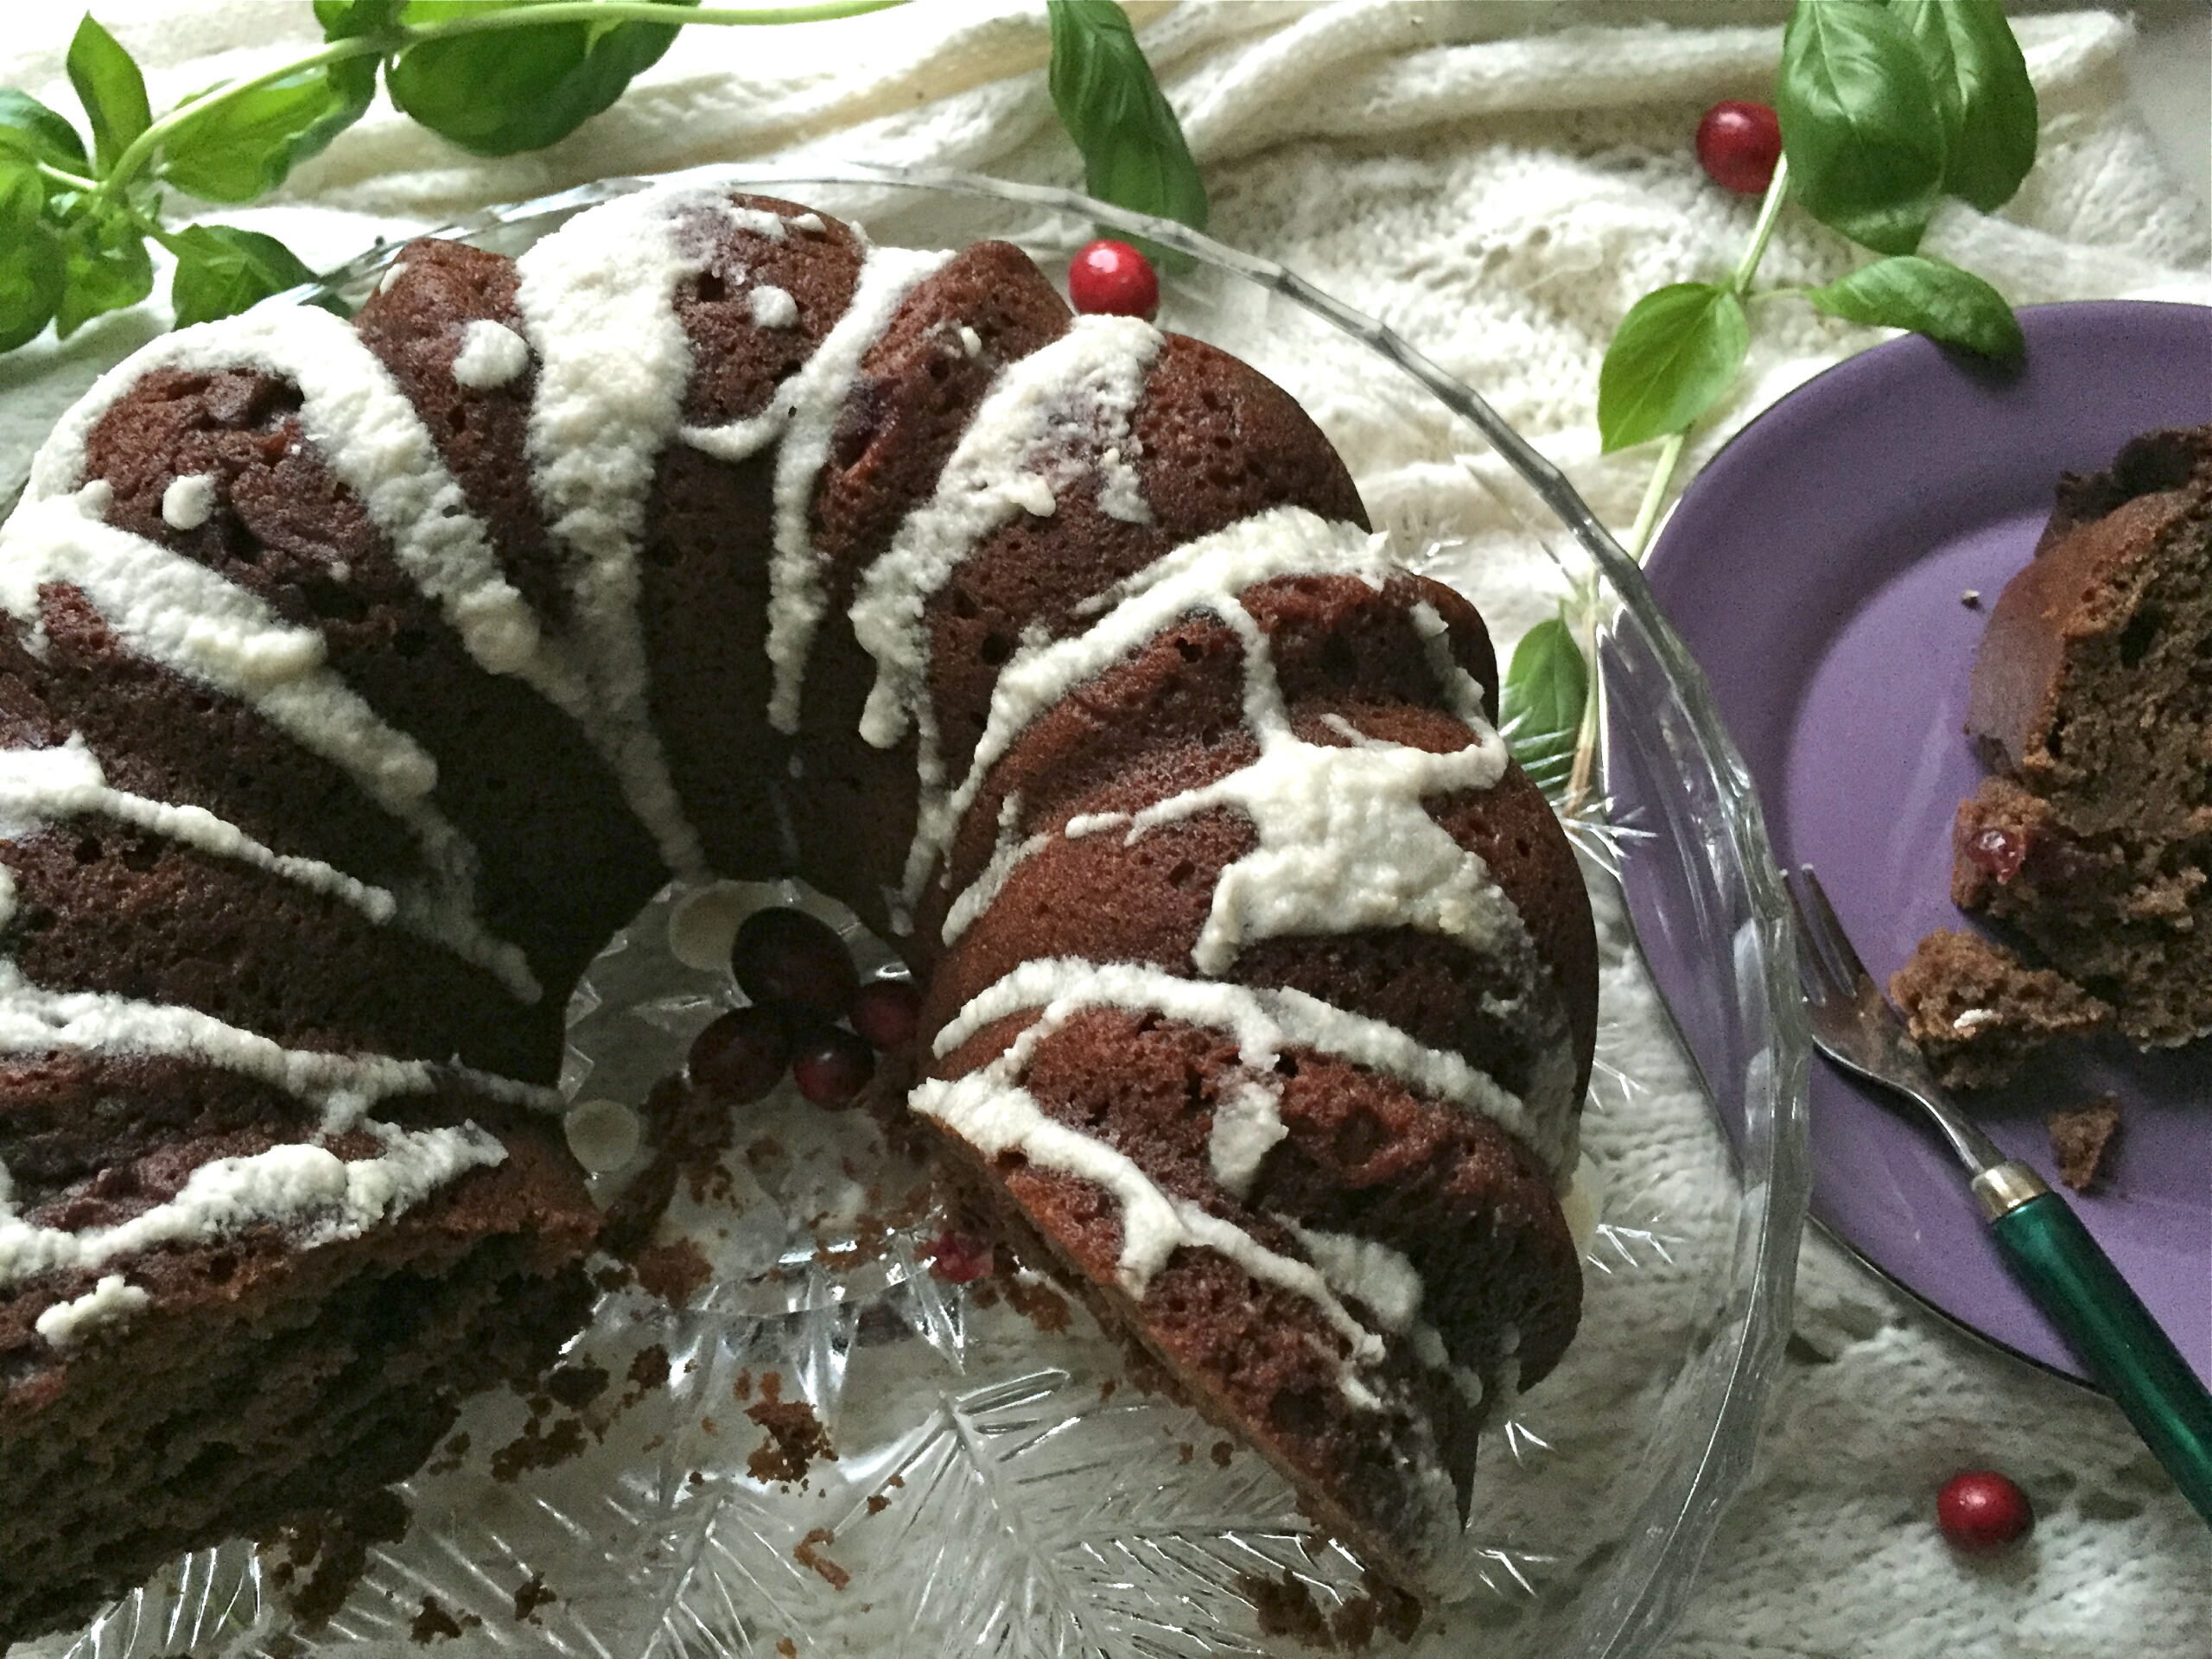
[1971, 1160, 2050, 1221]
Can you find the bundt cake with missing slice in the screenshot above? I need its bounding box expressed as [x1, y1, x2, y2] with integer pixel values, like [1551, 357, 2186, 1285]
[0, 187, 1595, 1635]
[1897, 424, 2212, 1084]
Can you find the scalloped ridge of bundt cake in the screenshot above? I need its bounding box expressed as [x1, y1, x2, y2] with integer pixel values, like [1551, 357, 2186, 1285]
[0, 187, 1595, 1635]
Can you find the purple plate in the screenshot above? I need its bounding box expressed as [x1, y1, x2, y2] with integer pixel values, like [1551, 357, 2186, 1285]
[1626, 300, 2212, 1387]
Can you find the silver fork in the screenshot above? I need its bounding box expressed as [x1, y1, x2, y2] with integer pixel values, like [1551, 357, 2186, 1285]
[1785, 865, 2212, 1525]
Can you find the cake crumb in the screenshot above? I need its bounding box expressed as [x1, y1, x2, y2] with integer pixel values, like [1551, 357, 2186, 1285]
[1211, 1440, 1235, 1468]
[1177, 1441, 1195, 1465]
[747, 1394, 836, 1484]
[1236, 1569, 1333, 1648]
[777, 1642, 798, 1659]
[795, 1528, 850, 1591]
[489, 1414, 588, 1483]
[512, 1572, 556, 1624]
[409, 1595, 479, 1643]
[866, 1493, 890, 1515]
[1961, 588, 1982, 607]
[2048, 1096, 2123, 1192]
[632, 1239, 713, 1306]
[1002, 1274, 1071, 1333]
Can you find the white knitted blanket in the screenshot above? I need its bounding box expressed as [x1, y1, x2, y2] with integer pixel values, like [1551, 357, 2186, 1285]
[3, 5, 2209, 1656]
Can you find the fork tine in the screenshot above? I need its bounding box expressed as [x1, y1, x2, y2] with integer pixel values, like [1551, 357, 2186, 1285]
[1781, 871, 1834, 1007]
[1793, 865, 1875, 997]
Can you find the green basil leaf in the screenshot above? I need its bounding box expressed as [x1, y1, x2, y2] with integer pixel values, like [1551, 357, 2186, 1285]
[385, 0, 696, 158]
[1806, 253, 2024, 362]
[53, 203, 152, 336]
[160, 66, 372, 203]
[67, 15, 152, 177]
[0, 163, 67, 351]
[1497, 614, 1588, 803]
[167, 223, 329, 327]
[315, 0, 405, 35]
[1891, 0, 2037, 213]
[316, 0, 403, 108]
[1597, 282, 1749, 453]
[1047, 0, 1207, 258]
[0, 91, 90, 175]
[1777, 0, 1946, 256]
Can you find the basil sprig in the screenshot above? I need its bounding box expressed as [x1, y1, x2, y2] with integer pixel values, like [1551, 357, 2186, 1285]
[1046, 0, 1207, 259]
[0, 0, 1202, 356]
[1497, 613, 1589, 805]
[1597, 0, 2037, 456]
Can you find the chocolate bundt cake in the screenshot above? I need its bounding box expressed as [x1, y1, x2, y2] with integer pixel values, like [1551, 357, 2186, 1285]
[1898, 424, 2212, 1083]
[0, 187, 1595, 1635]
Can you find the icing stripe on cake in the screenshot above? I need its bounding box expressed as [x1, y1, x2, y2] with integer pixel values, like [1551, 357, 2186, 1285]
[0, 1118, 507, 1294]
[25, 306, 576, 700]
[0, 735, 540, 1003]
[515, 187, 750, 880]
[932, 956, 1565, 1173]
[849, 312, 1162, 780]
[677, 244, 953, 734]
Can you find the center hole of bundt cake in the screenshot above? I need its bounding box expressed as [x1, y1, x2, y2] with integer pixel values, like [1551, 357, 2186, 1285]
[559, 879, 932, 1302]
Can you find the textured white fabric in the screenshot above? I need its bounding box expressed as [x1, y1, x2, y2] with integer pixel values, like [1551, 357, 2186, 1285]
[2, 4, 2209, 1654]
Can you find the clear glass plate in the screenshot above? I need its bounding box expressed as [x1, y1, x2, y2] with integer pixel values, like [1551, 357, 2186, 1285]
[20, 163, 1809, 1659]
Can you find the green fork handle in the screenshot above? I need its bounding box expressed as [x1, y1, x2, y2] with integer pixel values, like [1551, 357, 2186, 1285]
[1979, 1165, 2212, 1524]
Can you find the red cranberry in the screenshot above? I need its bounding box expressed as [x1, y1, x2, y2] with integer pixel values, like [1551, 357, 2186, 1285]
[791, 1025, 875, 1108]
[688, 1004, 791, 1104]
[1964, 825, 2027, 884]
[1937, 1470, 2034, 1552]
[1069, 239, 1160, 321]
[928, 1230, 994, 1284]
[731, 906, 858, 1020]
[1695, 100, 1783, 195]
[851, 979, 924, 1050]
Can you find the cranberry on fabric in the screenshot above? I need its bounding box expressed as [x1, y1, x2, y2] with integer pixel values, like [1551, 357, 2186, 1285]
[1695, 100, 1783, 195]
[1936, 1470, 2035, 1551]
[1070, 238, 1160, 320]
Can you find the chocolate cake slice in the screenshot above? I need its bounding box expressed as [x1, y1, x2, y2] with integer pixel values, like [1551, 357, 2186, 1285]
[1897, 425, 2212, 1077]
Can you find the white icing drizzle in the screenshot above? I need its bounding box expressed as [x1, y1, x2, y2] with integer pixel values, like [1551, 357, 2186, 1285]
[0, 736, 539, 1003]
[1103, 716, 1516, 977]
[911, 1065, 1384, 1368]
[3, 489, 438, 812]
[514, 187, 748, 880]
[0, 1119, 506, 1289]
[26, 306, 568, 693]
[913, 508, 1398, 911]
[0, 488, 537, 991]
[0, 863, 556, 1134]
[934, 957, 1564, 1172]
[850, 315, 1162, 780]
[33, 1272, 148, 1347]
[1286, 1222, 1424, 1335]
[748, 285, 798, 329]
[1208, 1077, 1288, 1198]
[160, 474, 215, 531]
[451, 319, 531, 390]
[679, 244, 950, 734]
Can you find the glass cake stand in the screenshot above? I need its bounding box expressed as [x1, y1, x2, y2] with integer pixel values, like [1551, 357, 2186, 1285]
[19, 164, 1810, 1659]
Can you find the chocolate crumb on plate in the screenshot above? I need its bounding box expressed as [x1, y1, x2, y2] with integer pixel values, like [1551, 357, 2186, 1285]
[2048, 1096, 2123, 1192]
